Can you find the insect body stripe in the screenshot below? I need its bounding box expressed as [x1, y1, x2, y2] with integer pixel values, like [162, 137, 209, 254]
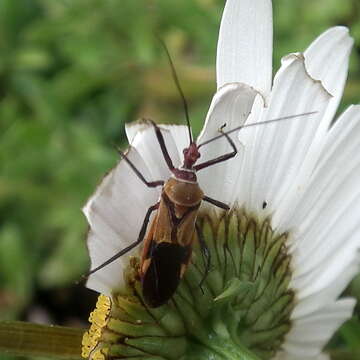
[161, 192, 200, 244]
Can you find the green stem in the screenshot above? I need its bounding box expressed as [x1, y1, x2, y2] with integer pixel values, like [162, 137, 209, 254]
[330, 349, 360, 360]
[0, 321, 84, 360]
[187, 332, 262, 360]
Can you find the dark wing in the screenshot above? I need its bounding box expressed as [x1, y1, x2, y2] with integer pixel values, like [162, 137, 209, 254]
[142, 241, 190, 308]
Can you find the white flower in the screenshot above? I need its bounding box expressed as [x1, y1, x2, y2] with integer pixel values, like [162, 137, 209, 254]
[83, 0, 359, 359]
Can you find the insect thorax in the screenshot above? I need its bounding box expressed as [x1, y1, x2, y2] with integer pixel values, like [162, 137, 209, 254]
[164, 176, 203, 207]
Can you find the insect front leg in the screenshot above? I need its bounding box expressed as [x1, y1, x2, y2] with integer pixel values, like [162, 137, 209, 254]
[146, 119, 175, 171]
[118, 150, 164, 188]
[85, 202, 159, 277]
[194, 130, 237, 171]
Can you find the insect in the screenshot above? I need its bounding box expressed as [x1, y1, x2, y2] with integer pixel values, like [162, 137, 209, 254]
[87, 117, 237, 307]
[85, 42, 316, 307]
[87, 119, 315, 308]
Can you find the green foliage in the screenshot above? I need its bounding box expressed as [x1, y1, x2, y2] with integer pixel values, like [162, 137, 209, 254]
[0, 0, 359, 359]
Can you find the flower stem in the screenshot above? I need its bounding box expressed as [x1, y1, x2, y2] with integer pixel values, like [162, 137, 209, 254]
[187, 331, 262, 360]
[0, 321, 84, 359]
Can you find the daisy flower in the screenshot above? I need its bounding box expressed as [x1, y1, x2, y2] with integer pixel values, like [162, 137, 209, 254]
[82, 0, 359, 359]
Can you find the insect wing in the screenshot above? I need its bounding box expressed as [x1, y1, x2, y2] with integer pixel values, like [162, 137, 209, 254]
[140, 194, 197, 307]
[142, 241, 190, 307]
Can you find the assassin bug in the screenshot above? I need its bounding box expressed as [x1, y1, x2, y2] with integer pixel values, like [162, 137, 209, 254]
[86, 42, 316, 307]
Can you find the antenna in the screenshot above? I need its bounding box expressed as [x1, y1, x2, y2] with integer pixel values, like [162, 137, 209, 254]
[157, 37, 193, 145]
[197, 111, 318, 148]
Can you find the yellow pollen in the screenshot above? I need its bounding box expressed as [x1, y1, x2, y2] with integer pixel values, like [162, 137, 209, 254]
[81, 295, 111, 359]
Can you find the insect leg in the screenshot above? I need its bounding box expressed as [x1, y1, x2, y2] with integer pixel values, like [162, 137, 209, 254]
[194, 130, 237, 171]
[203, 195, 230, 210]
[196, 223, 211, 290]
[85, 202, 160, 277]
[118, 150, 164, 187]
[146, 119, 175, 171]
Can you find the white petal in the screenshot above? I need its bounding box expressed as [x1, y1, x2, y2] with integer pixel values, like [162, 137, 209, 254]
[241, 54, 330, 215]
[304, 27, 353, 134]
[125, 120, 150, 145]
[285, 106, 360, 265]
[275, 106, 360, 316]
[86, 230, 128, 296]
[157, 124, 190, 164]
[216, 0, 273, 99]
[280, 105, 360, 237]
[269, 29, 354, 209]
[231, 94, 266, 207]
[84, 147, 159, 295]
[126, 121, 189, 164]
[283, 299, 355, 357]
[196, 83, 259, 206]
[291, 260, 359, 319]
[272, 28, 353, 223]
[294, 244, 360, 301]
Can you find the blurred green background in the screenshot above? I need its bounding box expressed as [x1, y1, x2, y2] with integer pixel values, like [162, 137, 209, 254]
[0, 0, 359, 359]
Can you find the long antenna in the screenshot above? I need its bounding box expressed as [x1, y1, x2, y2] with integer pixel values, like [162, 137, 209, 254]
[157, 37, 193, 144]
[197, 111, 318, 148]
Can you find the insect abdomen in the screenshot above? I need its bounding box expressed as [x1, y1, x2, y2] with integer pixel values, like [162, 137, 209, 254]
[141, 241, 190, 308]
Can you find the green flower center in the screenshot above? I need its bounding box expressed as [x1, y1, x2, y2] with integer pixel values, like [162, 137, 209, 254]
[82, 208, 294, 360]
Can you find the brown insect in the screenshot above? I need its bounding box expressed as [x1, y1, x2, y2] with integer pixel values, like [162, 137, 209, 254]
[86, 116, 314, 308]
[131, 121, 238, 307]
[85, 42, 316, 307]
[87, 117, 236, 307]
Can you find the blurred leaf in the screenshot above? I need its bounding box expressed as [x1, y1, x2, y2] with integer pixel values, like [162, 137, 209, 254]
[0, 225, 33, 320]
[340, 317, 360, 351]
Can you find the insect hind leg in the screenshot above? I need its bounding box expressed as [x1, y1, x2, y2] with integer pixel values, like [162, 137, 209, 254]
[196, 224, 211, 292]
[203, 195, 230, 210]
[84, 202, 159, 278]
